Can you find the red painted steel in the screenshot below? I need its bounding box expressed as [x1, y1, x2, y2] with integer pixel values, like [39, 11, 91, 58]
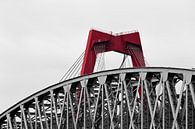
[81, 29, 145, 75]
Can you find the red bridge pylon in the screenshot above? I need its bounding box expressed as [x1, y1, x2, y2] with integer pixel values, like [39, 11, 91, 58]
[81, 29, 146, 75]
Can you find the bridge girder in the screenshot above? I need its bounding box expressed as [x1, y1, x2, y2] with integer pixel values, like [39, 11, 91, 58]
[0, 68, 195, 129]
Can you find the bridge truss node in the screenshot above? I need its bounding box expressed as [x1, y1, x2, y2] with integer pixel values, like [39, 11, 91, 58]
[0, 68, 195, 129]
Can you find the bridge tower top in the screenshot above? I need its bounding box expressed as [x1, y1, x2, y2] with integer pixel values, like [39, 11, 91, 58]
[81, 29, 146, 75]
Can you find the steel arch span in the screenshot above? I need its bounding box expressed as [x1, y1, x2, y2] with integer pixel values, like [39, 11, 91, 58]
[0, 68, 195, 129]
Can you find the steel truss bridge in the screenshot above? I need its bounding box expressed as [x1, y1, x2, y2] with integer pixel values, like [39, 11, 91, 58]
[1, 29, 195, 129]
[0, 68, 195, 129]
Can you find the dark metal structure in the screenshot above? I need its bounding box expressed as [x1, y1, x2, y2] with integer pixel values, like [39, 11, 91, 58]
[0, 68, 195, 129]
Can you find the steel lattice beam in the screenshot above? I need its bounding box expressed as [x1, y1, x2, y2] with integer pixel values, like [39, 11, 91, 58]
[0, 67, 195, 129]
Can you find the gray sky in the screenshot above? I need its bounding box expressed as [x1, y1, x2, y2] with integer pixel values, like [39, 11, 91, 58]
[0, 0, 195, 113]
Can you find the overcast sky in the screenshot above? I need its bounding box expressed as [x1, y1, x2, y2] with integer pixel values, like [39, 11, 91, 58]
[0, 0, 195, 112]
